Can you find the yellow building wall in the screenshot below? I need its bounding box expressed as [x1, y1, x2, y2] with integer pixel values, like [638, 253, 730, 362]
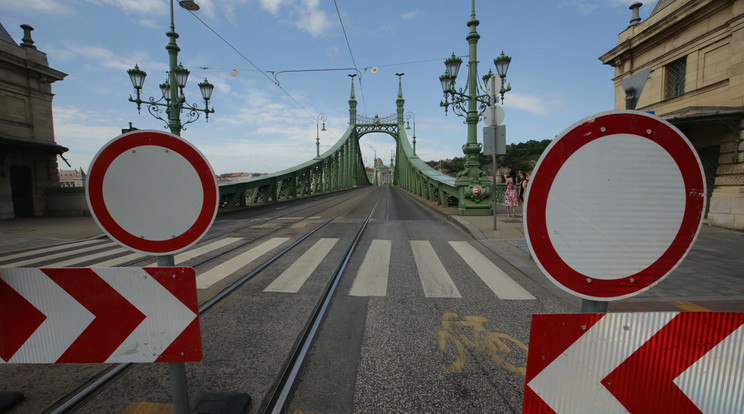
[600, 0, 744, 230]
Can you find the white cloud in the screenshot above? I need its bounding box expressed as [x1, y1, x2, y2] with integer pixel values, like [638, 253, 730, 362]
[53, 106, 126, 169]
[49, 40, 161, 74]
[400, 10, 420, 21]
[0, 0, 76, 15]
[503, 93, 550, 116]
[259, 0, 288, 15]
[87, 0, 167, 16]
[259, 0, 333, 37]
[296, 4, 332, 37]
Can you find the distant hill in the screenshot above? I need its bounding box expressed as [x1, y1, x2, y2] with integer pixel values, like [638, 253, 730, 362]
[425, 139, 552, 177]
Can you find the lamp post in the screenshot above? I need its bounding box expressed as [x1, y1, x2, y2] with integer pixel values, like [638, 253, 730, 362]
[124, 2, 216, 414]
[405, 111, 417, 158]
[315, 113, 327, 159]
[439, 0, 512, 216]
[127, 0, 214, 137]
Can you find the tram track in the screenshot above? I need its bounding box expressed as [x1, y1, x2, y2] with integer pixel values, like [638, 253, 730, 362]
[262, 195, 380, 414]
[116, 190, 357, 269]
[41, 187, 379, 414]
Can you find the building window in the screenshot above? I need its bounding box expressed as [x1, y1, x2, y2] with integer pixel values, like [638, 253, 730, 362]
[665, 57, 686, 99]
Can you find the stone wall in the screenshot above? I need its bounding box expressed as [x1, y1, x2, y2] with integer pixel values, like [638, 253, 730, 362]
[708, 120, 744, 228]
[45, 187, 90, 217]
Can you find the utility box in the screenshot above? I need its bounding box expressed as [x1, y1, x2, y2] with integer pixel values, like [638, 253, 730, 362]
[483, 125, 506, 155]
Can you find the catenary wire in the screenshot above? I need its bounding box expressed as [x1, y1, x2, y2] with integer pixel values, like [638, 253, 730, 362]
[184, 10, 317, 120]
[332, 0, 367, 116]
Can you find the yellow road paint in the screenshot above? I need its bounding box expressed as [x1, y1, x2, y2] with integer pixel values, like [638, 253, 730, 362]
[437, 312, 528, 375]
[675, 300, 711, 312]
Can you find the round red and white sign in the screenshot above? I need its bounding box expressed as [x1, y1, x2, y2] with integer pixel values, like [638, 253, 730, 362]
[524, 111, 706, 301]
[473, 185, 483, 197]
[86, 130, 218, 255]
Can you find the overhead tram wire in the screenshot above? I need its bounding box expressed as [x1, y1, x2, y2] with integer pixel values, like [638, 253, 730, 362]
[183, 9, 316, 121]
[184, 8, 459, 123]
[332, 0, 367, 116]
[362, 56, 469, 72]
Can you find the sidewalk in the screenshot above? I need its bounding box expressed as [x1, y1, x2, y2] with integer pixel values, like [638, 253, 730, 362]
[0, 216, 103, 253]
[1, 199, 743, 312]
[413, 194, 744, 312]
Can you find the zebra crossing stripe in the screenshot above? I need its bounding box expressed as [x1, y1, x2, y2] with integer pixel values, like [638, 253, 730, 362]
[49, 247, 129, 268]
[264, 238, 339, 293]
[197, 238, 290, 289]
[411, 240, 461, 298]
[3, 236, 533, 301]
[4, 242, 118, 268]
[349, 239, 391, 297]
[0, 239, 104, 263]
[142, 237, 244, 266]
[89, 252, 145, 268]
[449, 241, 536, 300]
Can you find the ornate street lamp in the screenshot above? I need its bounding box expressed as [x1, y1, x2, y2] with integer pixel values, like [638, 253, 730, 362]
[405, 111, 417, 158]
[315, 113, 327, 159]
[438, 0, 512, 216]
[493, 51, 512, 102]
[127, 0, 214, 136]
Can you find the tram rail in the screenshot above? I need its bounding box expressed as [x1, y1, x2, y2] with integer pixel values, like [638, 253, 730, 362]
[39, 187, 380, 414]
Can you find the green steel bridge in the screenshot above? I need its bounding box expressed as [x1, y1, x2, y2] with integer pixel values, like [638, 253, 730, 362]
[218, 77, 501, 215]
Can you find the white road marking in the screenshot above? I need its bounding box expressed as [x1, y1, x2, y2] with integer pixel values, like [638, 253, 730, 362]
[197, 238, 290, 289]
[449, 241, 535, 300]
[0, 239, 104, 262]
[411, 240, 461, 298]
[5, 242, 118, 268]
[50, 247, 128, 267]
[349, 240, 391, 297]
[142, 237, 244, 266]
[264, 238, 339, 293]
[89, 252, 145, 267]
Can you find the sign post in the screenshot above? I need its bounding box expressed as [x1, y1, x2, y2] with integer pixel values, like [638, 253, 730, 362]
[524, 111, 706, 305]
[86, 129, 218, 413]
[483, 97, 506, 230]
[522, 111, 717, 412]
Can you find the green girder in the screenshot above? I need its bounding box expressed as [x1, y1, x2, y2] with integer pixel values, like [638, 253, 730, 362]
[218, 117, 464, 209]
[218, 85, 469, 210]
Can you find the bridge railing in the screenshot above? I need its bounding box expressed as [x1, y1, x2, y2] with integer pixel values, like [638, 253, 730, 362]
[394, 127, 459, 207]
[394, 127, 509, 208]
[218, 124, 369, 208]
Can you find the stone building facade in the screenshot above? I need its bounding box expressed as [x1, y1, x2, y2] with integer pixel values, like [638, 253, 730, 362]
[58, 169, 86, 188]
[599, 0, 744, 230]
[0, 22, 67, 218]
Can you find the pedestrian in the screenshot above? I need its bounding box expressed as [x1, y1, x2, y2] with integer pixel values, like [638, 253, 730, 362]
[503, 170, 518, 217]
[517, 171, 528, 218]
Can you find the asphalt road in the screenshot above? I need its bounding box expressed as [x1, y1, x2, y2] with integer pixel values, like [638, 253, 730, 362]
[284, 186, 573, 413]
[1, 186, 574, 414]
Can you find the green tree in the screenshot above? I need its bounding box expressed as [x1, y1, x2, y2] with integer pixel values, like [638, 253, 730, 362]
[425, 139, 551, 177]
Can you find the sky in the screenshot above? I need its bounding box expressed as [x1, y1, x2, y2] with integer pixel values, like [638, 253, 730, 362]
[1, 0, 658, 175]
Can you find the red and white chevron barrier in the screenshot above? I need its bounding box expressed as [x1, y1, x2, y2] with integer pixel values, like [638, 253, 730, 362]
[524, 312, 744, 414]
[0, 267, 201, 363]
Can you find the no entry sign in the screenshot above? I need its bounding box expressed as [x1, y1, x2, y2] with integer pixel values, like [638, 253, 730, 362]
[524, 111, 706, 300]
[86, 130, 218, 255]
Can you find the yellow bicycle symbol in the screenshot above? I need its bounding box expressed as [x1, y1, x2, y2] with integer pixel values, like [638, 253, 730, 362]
[437, 312, 528, 375]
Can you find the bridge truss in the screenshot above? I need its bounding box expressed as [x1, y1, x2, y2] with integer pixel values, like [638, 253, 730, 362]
[218, 77, 475, 211]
